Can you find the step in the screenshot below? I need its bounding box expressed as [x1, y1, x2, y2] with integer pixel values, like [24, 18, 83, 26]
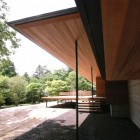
[78, 102, 101, 104]
[78, 103, 100, 107]
[78, 108, 101, 113]
[78, 106, 101, 109]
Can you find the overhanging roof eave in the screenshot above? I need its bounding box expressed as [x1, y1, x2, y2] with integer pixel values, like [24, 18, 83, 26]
[7, 7, 78, 28]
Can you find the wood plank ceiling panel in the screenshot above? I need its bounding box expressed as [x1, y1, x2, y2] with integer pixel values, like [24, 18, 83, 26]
[101, 0, 140, 80]
[14, 13, 100, 83]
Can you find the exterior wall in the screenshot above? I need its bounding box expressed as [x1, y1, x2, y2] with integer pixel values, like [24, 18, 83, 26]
[106, 81, 130, 117]
[106, 81, 129, 104]
[96, 77, 106, 97]
[128, 80, 140, 129]
[96, 77, 130, 117]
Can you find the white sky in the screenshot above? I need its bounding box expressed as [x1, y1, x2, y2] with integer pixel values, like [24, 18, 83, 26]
[5, 0, 76, 76]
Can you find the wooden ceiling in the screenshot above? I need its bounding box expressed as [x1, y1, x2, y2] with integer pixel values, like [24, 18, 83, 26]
[101, 0, 140, 80]
[75, 0, 140, 80]
[8, 8, 100, 83]
[8, 0, 140, 82]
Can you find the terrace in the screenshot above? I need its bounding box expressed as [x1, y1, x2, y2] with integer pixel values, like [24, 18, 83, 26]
[7, 0, 140, 139]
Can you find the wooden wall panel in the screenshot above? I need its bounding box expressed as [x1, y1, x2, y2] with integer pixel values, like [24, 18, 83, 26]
[101, 0, 140, 80]
[96, 78, 129, 104]
[106, 80, 129, 104]
[96, 77, 106, 97]
[101, 0, 129, 80]
[105, 80, 130, 117]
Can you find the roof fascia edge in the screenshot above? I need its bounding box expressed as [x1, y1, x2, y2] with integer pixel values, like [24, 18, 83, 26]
[7, 7, 78, 27]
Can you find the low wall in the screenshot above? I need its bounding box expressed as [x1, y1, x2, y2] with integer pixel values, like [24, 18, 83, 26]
[106, 80, 130, 117]
[128, 80, 140, 129]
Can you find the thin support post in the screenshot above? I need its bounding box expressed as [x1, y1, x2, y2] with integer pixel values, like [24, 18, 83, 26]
[75, 40, 79, 140]
[91, 67, 94, 104]
[46, 100, 48, 108]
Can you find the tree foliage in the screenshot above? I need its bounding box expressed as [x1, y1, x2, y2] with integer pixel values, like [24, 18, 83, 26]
[66, 71, 76, 90]
[40, 71, 53, 82]
[45, 80, 70, 96]
[7, 76, 27, 105]
[23, 72, 30, 82]
[0, 58, 16, 77]
[26, 82, 43, 103]
[66, 71, 92, 91]
[0, 75, 8, 106]
[0, 64, 95, 107]
[0, 0, 20, 60]
[51, 69, 69, 81]
[33, 65, 50, 79]
[0, 92, 5, 106]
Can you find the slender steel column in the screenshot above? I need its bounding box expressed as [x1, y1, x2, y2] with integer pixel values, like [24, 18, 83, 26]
[75, 40, 79, 140]
[91, 67, 94, 104]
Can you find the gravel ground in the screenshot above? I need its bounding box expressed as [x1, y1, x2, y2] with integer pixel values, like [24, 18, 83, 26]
[1, 102, 139, 140]
[0, 102, 88, 140]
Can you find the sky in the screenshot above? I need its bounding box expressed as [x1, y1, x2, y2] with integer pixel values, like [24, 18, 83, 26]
[5, 0, 76, 76]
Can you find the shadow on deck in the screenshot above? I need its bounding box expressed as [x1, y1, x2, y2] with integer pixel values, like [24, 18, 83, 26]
[48, 102, 76, 109]
[79, 114, 140, 140]
[13, 110, 140, 140]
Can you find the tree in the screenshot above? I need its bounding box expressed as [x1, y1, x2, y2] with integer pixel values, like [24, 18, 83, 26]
[0, 0, 20, 61]
[78, 77, 92, 91]
[26, 82, 43, 103]
[0, 93, 5, 107]
[40, 71, 53, 82]
[67, 67, 73, 73]
[30, 77, 39, 83]
[45, 80, 70, 96]
[0, 58, 16, 77]
[66, 71, 92, 91]
[33, 65, 49, 79]
[23, 72, 30, 82]
[0, 75, 9, 107]
[66, 71, 76, 90]
[7, 76, 27, 105]
[52, 69, 69, 81]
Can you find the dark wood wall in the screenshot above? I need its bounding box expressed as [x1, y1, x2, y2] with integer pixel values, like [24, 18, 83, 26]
[96, 77, 106, 97]
[106, 80, 129, 104]
[96, 77, 130, 117]
[96, 77, 129, 104]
